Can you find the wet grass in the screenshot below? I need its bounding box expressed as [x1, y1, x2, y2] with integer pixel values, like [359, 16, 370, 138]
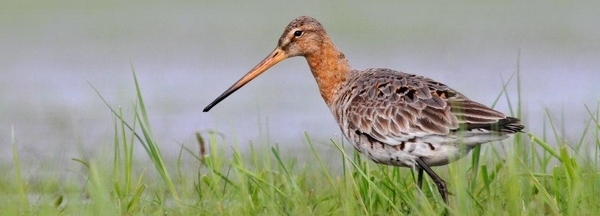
[2, 68, 600, 215]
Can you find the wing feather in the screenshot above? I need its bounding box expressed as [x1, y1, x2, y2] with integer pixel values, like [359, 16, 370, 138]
[340, 68, 522, 145]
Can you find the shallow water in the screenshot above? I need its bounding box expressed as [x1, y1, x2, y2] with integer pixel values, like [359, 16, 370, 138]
[1, 1, 599, 174]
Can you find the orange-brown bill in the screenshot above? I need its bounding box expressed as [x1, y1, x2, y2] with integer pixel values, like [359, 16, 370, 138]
[203, 47, 287, 112]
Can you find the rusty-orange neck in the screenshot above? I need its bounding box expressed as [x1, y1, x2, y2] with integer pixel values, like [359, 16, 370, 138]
[304, 38, 351, 107]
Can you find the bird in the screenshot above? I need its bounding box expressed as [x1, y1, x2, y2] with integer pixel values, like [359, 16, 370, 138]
[202, 16, 524, 204]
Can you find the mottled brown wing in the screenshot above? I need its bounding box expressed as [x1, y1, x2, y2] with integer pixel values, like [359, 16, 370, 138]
[344, 68, 508, 145]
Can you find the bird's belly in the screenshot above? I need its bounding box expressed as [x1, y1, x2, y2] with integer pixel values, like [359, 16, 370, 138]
[349, 136, 474, 167]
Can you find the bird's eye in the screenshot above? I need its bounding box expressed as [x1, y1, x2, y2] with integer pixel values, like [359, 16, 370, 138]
[293, 30, 303, 37]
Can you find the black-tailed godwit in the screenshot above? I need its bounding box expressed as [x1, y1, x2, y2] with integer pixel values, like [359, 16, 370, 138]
[203, 16, 524, 204]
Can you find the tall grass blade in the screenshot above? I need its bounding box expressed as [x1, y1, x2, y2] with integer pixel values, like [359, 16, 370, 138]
[11, 126, 28, 211]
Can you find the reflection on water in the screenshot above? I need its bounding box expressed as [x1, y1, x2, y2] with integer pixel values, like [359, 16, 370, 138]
[1, 1, 599, 174]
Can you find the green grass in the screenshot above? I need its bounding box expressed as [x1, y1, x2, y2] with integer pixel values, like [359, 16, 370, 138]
[2, 68, 600, 215]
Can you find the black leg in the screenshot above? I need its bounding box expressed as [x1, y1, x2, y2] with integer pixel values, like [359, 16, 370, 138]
[415, 157, 448, 204]
[417, 167, 424, 189]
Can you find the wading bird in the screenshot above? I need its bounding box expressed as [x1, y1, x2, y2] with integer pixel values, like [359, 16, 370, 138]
[203, 16, 524, 204]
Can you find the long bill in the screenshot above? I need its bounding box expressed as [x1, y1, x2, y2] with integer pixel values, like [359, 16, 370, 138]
[203, 47, 287, 112]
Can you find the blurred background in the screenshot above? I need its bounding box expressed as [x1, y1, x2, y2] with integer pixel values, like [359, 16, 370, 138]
[1, 1, 599, 176]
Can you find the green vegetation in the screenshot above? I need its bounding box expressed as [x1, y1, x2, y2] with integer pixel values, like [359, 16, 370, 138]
[2, 69, 599, 215]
